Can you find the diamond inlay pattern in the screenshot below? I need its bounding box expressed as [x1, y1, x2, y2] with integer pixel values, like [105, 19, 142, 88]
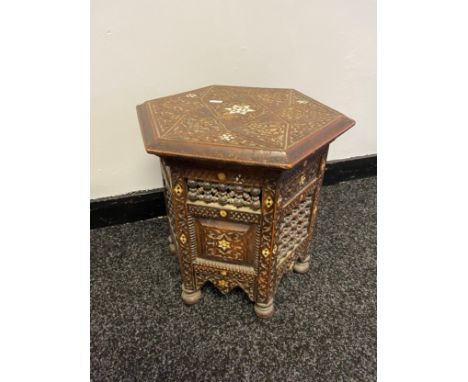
[147, 85, 340, 151]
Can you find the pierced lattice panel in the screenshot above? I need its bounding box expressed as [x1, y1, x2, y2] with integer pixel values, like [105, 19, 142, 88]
[277, 194, 313, 261]
[186, 179, 261, 210]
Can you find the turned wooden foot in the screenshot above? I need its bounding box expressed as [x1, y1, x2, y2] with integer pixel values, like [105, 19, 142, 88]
[254, 299, 274, 318]
[168, 235, 176, 255]
[293, 256, 310, 274]
[181, 286, 202, 305]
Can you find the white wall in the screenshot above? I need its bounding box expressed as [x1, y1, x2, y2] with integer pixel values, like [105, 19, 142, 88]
[91, 0, 376, 199]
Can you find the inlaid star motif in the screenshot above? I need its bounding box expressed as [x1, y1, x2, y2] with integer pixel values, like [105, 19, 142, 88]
[220, 133, 234, 142]
[225, 104, 255, 115]
[218, 239, 231, 250]
[186, 93, 197, 98]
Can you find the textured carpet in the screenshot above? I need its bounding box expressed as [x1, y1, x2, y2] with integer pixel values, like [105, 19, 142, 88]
[91, 176, 376, 382]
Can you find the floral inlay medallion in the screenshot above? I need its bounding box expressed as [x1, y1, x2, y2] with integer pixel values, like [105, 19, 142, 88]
[225, 104, 255, 115]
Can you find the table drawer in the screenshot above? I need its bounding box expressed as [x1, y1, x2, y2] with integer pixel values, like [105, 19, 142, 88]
[193, 217, 258, 265]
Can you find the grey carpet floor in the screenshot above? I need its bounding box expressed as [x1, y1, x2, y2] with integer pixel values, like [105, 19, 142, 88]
[91, 176, 376, 382]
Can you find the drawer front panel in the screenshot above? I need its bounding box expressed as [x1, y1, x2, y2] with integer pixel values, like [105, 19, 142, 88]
[193, 218, 258, 266]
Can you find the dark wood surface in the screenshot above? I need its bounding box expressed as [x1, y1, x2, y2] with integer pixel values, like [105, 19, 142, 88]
[137, 85, 355, 169]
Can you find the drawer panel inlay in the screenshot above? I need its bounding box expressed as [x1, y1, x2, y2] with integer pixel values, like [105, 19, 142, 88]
[194, 218, 258, 266]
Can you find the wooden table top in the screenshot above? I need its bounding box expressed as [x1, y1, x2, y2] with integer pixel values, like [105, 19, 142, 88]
[137, 85, 355, 169]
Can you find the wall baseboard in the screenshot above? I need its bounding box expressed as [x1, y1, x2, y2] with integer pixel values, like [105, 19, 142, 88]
[323, 154, 377, 185]
[91, 154, 376, 229]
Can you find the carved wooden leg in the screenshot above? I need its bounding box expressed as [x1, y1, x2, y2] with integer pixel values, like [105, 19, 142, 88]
[168, 235, 176, 255]
[181, 285, 202, 305]
[293, 255, 310, 274]
[254, 298, 274, 318]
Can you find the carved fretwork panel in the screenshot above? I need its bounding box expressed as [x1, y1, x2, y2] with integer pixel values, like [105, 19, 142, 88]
[187, 179, 261, 211]
[272, 148, 329, 290]
[275, 232, 313, 284]
[277, 191, 314, 262]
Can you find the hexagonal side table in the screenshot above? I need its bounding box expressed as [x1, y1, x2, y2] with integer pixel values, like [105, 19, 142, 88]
[137, 85, 355, 318]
